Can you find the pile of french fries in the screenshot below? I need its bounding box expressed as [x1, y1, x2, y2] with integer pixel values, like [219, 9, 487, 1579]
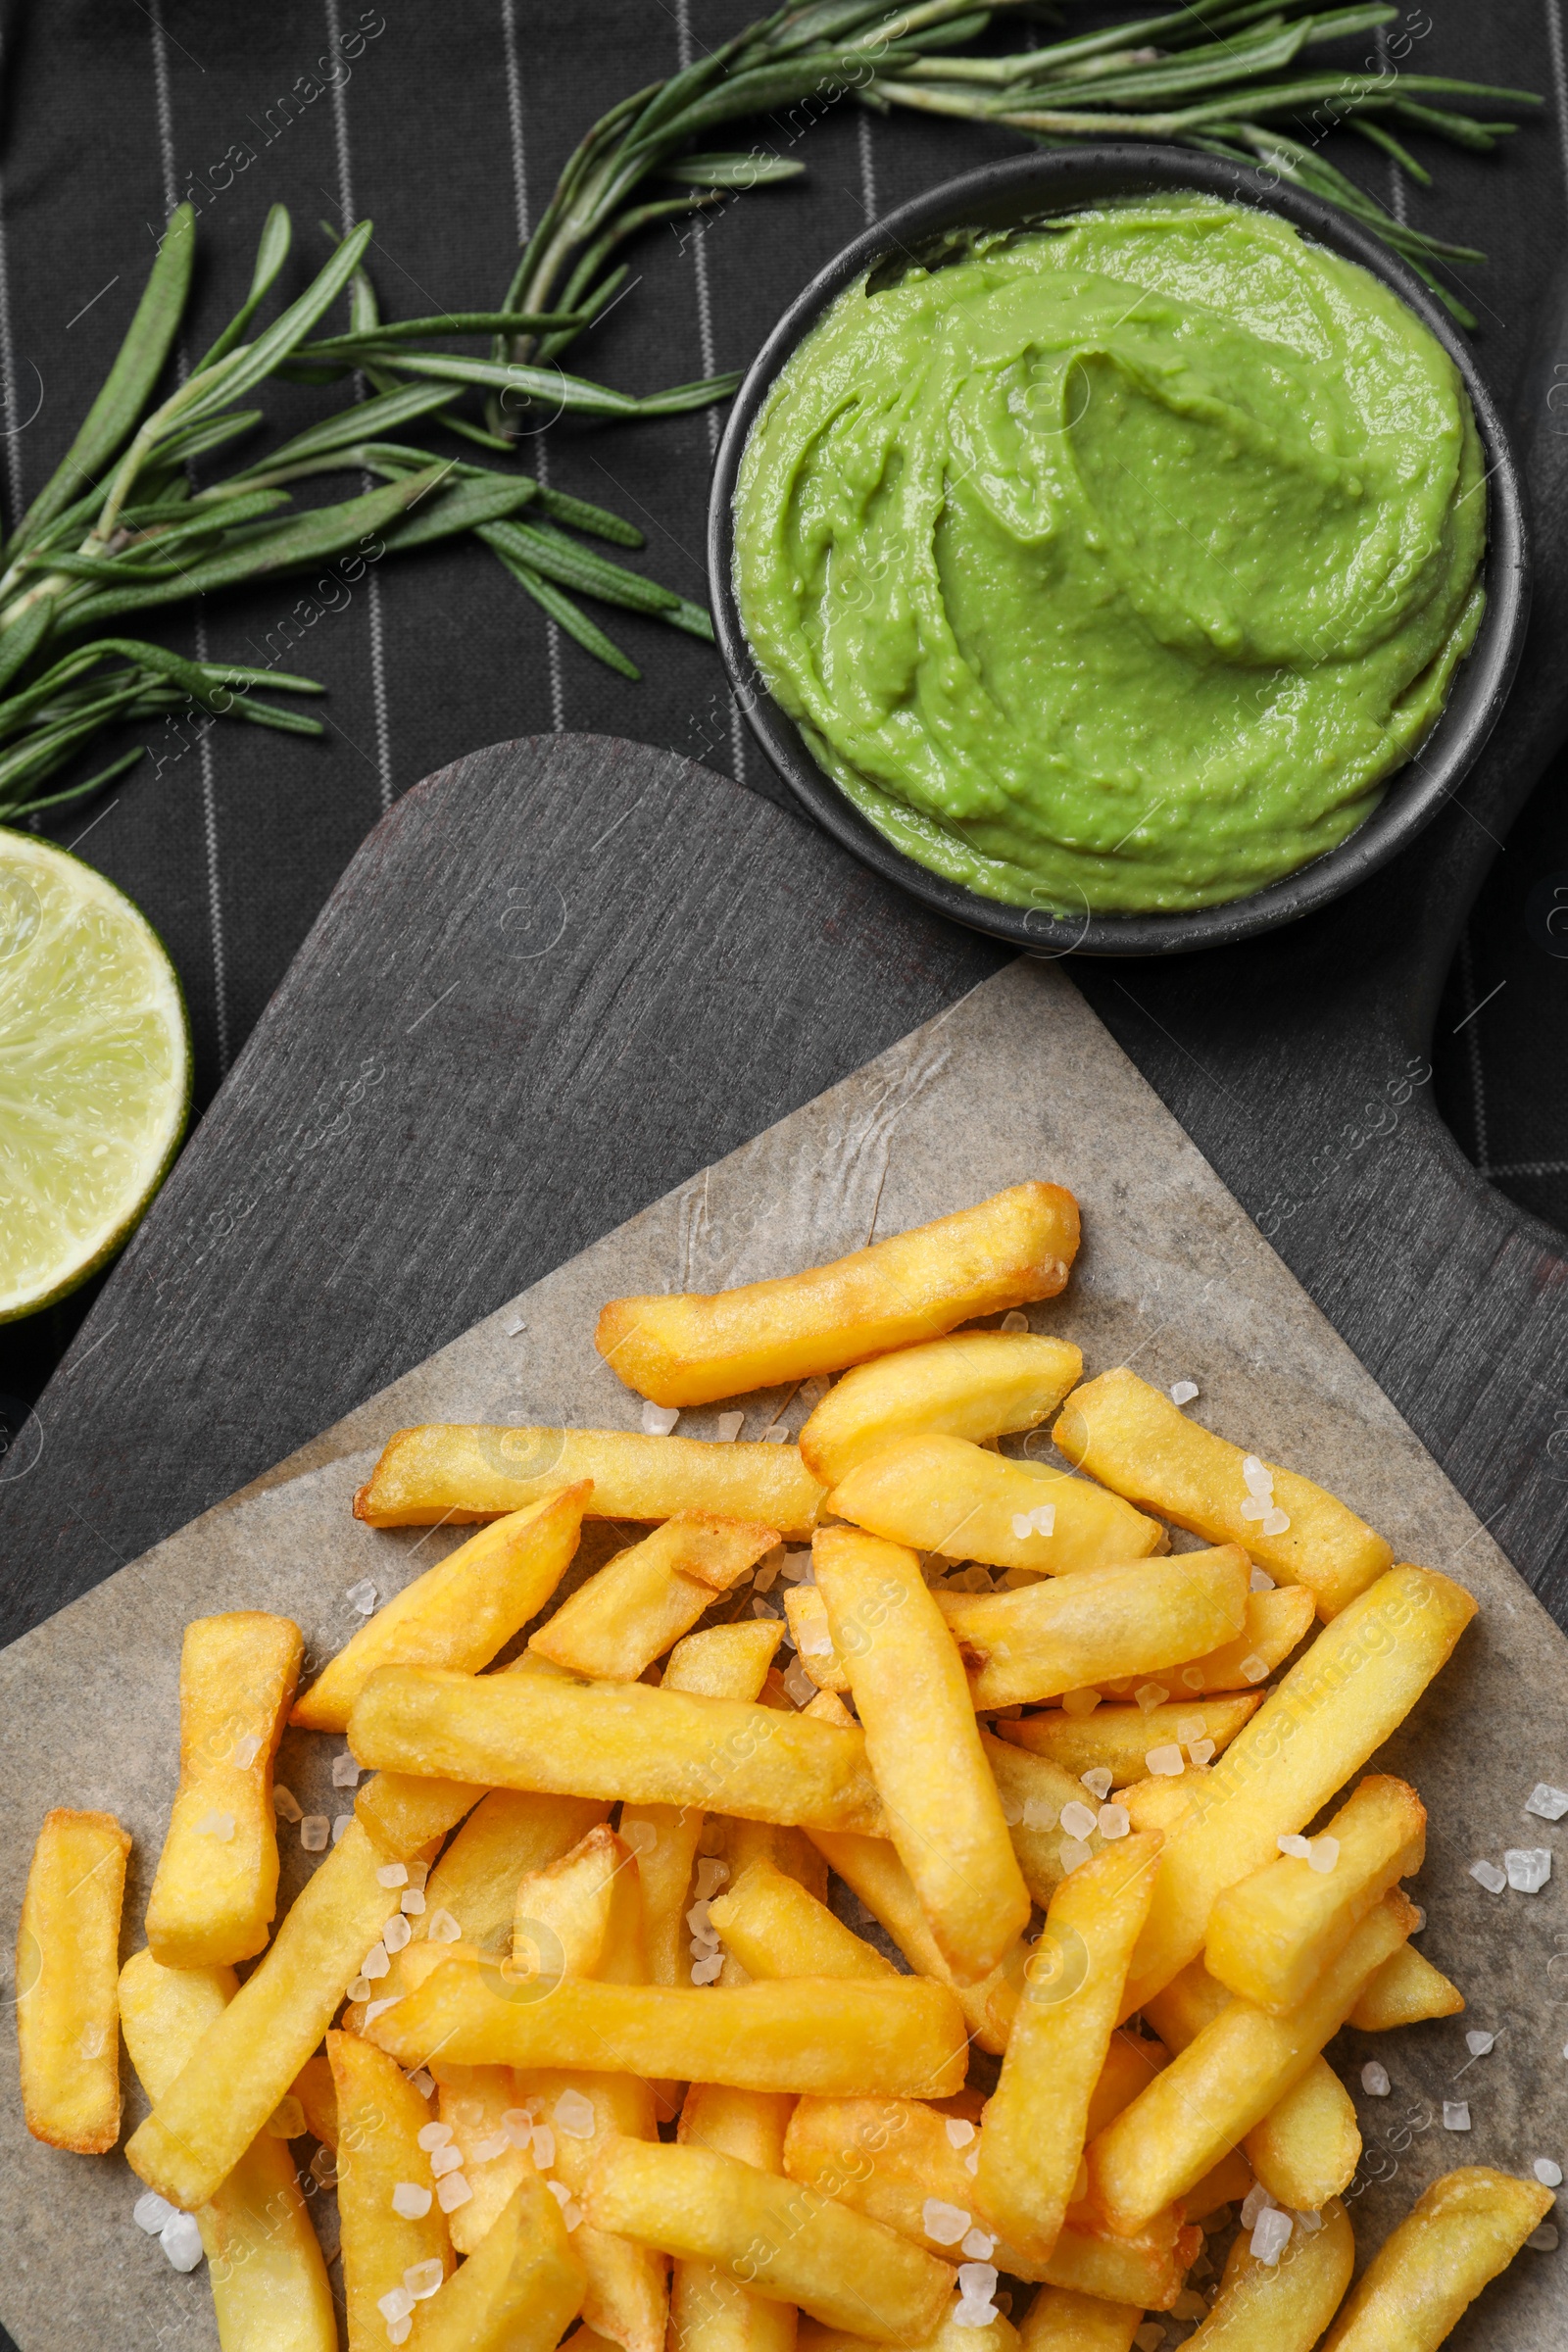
[15, 1181, 1556, 2352]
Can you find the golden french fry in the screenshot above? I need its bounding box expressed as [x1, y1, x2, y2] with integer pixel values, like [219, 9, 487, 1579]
[672, 2084, 798, 2352]
[514, 1824, 648, 1983]
[979, 1732, 1107, 1911]
[329, 2027, 455, 2344]
[368, 1958, 967, 2098]
[530, 1514, 778, 1682]
[1319, 2167, 1553, 2350]
[815, 1527, 1030, 1983]
[17, 1806, 131, 2153]
[1184, 2146, 1252, 2223]
[355, 1769, 488, 1855]
[583, 2134, 955, 2344]
[663, 1623, 786, 1698]
[348, 1667, 888, 1835]
[292, 2049, 339, 2149]
[119, 1949, 338, 2352]
[1188, 2195, 1354, 2349]
[127, 1820, 425, 2211]
[409, 2168, 585, 2352]
[1101, 1584, 1316, 1700]
[143, 1612, 301, 1968]
[805, 1689, 855, 1727]
[1089, 1890, 1415, 2231]
[434, 2062, 539, 2256]
[355, 1425, 823, 1534]
[827, 1436, 1163, 1578]
[1120, 1565, 1476, 2016]
[997, 1695, 1261, 1788]
[805, 1829, 1014, 2056]
[800, 1333, 1084, 1488]
[1348, 1940, 1464, 2032]
[515, 2070, 667, 2352]
[935, 1549, 1250, 1711]
[800, 2300, 1017, 2352]
[294, 1487, 590, 1731]
[710, 1857, 897, 1983]
[1054, 1371, 1392, 1619]
[1016, 2286, 1141, 2352]
[978, 1835, 1162, 2261]
[1205, 1774, 1426, 2013]
[595, 1183, 1081, 1408]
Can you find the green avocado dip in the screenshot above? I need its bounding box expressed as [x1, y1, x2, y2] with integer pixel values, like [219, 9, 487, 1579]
[733, 196, 1487, 914]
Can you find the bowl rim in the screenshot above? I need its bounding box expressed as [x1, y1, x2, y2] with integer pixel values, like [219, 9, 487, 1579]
[707, 144, 1531, 959]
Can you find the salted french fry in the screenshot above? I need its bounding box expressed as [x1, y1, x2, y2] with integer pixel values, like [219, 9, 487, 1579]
[514, 2071, 667, 2352]
[800, 1333, 1084, 1488]
[1205, 1775, 1426, 2013]
[595, 1183, 1081, 1408]
[980, 1732, 1107, 1910]
[368, 1959, 967, 2097]
[1102, 1584, 1315, 1700]
[513, 1825, 642, 1980]
[804, 1689, 855, 1726]
[1016, 2287, 1141, 2352]
[625, 1623, 781, 1987]
[785, 1586, 850, 1692]
[294, 1486, 590, 1731]
[127, 1820, 427, 2211]
[432, 2062, 537, 2255]
[144, 1613, 302, 1967]
[801, 2302, 1017, 2352]
[1319, 2167, 1553, 2350]
[720, 1819, 828, 1903]
[1089, 1891, 1415, 2231]
[584, 2135, 955, 2344]
[934, 1549, 1249, 1711]
[410, 2168, 585, 2352]
[710, 1858, 897, 1983]
[292, 2049, 339, 2149]
[671, 2084, 798, 2352]
[355, 1424, 823, 1534]
[1054, 1371, 1392, 1619]
[1184, 2146, 1252, 2222]
[355, 1769, 488, 1855]
[828, 1437, 1163, 1578]
[816, 1527, 1029, 1983]
[978, 1835, 1162, 2261]
[805, 1829, 1014, 2056]
[1119, 1565, 1476, 2016]
[348, 1667, 888, 1835]
[1189, 2196, 1354, 2348]
[1348, 1939, 1464, 2031]
[328, 2028, 455, 2339]
[997, 1695, 1261, 1787]
[118, 1950, 337, 2351]
[17, 1806, 131, 2153]
[530, 1515, 777, 1682]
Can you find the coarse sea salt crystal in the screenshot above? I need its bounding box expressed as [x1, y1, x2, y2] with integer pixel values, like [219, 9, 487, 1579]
[1010, 1513, 1034, 1542]
[1099, 1803, 1130, 1840]
[531, 2125, 557, 2169]
[503, 1314, 527, 1337]
[1080, 1767, 1114, 1801]
[417, 2122, 453, 2152]
[387, 2321, 413, 2347]
[1186, 1738, 1216, 1768]
[1529, 2224, 1560, 2251]
[134, 2191, 176, 2235]
[1444, 2102, 1472, 2132]
[1250, 2209, 1293, 2267]
[410, 2070, 435, 2099]
[1361, 2062, 1391, 2096]
[1242, 1455, 1272, 1495]
[379, 2285, 416, 2324]
[1060, 1690, 1101, 1718]
[195, 1809, 234, 1839]
[364, 1997, 402, 2027]
[300, 1816, 330, 1851]
[1240, 2184, 1277, 2229]
[714, 1410, 744, 1443]
[332, 1753, 362, 1788]
[945, 2119, 976, 2149]
[1181, 1667, 1205, 1690]
[1469, 1858, 1507, 1893]
[922, 2200, 970, 2245]
[1466, 2030, 1495, 2058]
[430, 2144, 464, 2178]
[347, 1974, 372, 2002]
[961, 2229, 997, 2260]
[1535, 2158, 1564, 2187]
[695, 1858, 730, 1900]
[1506, 1848, 1552, 1893]
[1278, 1834, 1312, 1860]
[160, 2211, 205, 2273]
[346, 1579, 378, 1615]
[964, 2147, 979, 2176]
[642, 1402, 679, 1437]
[1135, 1685, 1170, 1715]
[332, 1814, 354, 1844]
[406, 2258, 445, 2300]
[957, 2263, 999, 2305]
[1239, 1653, 1269, 1683]
[1170, 1380, 1199, 1406]
[1526, 1783, 1568, 1822]
[272, 1785, 303, 1822]
[384, 1914, 412, 1953]
[1308, 1838, 1340, 1875]
[1058, 1836, 1093, 1874]
[377, 1862, 410, 1887]
[437, 2173, 472, 2213]
[1060, 1800, 1098, 1841]
[472, 2132, 512, 2164]
[362, 1942, 391, 1981]
[556, 2089, 596, 2139]
[1146, 1744, 1185, 1779]
[691, 1952, 724, 1984]
[1002, 1311, 1030, 1333]
[1249, 1567, 1276, 1593]
[427, 1908, 462, 1943]
[1261, 1507, 1291, 1537]
[233, 1734, 261, 1769]
[392, 2182, 432, 2219]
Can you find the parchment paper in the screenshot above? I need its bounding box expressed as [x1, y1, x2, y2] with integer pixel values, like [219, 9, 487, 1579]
[2, 960, 1564, 2351]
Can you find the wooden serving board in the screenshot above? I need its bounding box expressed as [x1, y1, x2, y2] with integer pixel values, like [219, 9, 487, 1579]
[0, 745, 1565, 2348]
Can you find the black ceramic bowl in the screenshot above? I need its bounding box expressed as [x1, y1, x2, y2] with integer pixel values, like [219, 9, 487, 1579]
[708, 147, 1530, 957]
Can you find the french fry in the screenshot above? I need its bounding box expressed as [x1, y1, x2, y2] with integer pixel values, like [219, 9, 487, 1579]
[1119, 1565, 1476, 2016]
[1205, 1775, 1426, 2013]
[804, 1689, 855, 1726]
[17, 1806, 131, 2153]
[719, 1820, 828, 1906]
[997, 1696, 1261, 1788]
[671, 2083, 798, 2352]
[934, 1549, 1250, 1711]
[978, 1835, 1162, 2261]
[1348, 1940, 1464, 2032]
[408, 2168, 585, 2352]
[292, 2049, 339, 2149]
[799, 1333, 1084, 1488]
[1089, 1891, 1416, 2231]
[355, 1768, 489, 1856]
[435, 2062, 540, 2256]
[515, 2069, 668, 2352]
[293, 1486, 590, 1731]
[329, 2028, 455, 2341]
[979, 1732, 1107, 1910]
[624, 1623, 781, 1987]
[1054, 1371, 1392, 1619]
[144, 1612, 302, 1968]
[529, 1515, 778, 1682]
[513, 1825, 643, 1981]
[801, 2301, 1017, 2352]
[804, 1829, 1014, 2056]
[1188, 2195, 1354, 2348]
[348, 1667, 889, 1836]
[815, 1527, 1030, 1983]
[827, 1437, 1163, 1578]
[582, 2135, 956, 2344]
[127, 1820, 426, 2211]
[1100, 1585, 1315, 1698]
[1318, 2167, 1554, 2350]
[367, 1959, 967, 2098]
[1016, 2287, 1141, 2352]
[355, 1424, 823, 1534]
[785, 1587, 850, 1693]
[595, 1183, 1081, 1408]
[709, 1857, 898, 1983]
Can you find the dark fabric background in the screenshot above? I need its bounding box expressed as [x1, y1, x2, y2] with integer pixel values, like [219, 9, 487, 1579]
[0, 0, 1564, 1406]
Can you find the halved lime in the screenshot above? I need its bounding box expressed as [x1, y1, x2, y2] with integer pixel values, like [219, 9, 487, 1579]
[0, 829, 191, 1321]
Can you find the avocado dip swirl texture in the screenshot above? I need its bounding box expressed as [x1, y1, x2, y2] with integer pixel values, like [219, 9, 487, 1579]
[734, 197, 1487, 915]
